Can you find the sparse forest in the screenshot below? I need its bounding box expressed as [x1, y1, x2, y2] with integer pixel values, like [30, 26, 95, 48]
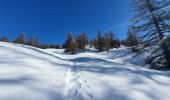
[0, 0, 168, 70]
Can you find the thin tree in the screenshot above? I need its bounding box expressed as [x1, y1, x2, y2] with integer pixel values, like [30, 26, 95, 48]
[26, 36, 39, 47]
[96, 30, 106, 52]
[93, 38, 98, 49]
[108, 31, 115, 49]
[104, 32, 111, 53]
[126, 26, 139, 52]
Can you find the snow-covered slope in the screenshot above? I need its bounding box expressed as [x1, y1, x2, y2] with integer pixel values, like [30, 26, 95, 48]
[0, 42, 170, 100]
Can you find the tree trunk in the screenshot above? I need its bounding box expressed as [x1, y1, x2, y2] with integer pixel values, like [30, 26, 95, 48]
[146, 0, 164, 40]
[146, 0, 170, 68]
[71, 50, 74, 55]
[163, 42, 170, 68]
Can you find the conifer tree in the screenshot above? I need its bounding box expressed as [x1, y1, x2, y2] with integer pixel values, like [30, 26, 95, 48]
[125, 26, 139, 52]
[89, 40, 93, 48]
[26, 36, 39, 47]
[108, 31, 115, 49]
[93, 38, 98, 49]
[13, 33, 26, 44]
[104, 32, 111, 53]
[69, 39, 78, 55]
[112, 39, 121, 48]
[63, 32, 73, 49]
[0, 36, 9, 42]
[93, 30, 120, 52]
[130, 0, 170, 69]
[76, 32, 88, 52]
[96, 30, 106, 52]
[63, 32, 78, 54]
[40, 44, 49, 49]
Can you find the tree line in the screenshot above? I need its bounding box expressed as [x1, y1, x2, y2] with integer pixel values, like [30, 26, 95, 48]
[0, 33, 60, 49]
[0, 31, 127, 54]
[62, 30, 122, 54]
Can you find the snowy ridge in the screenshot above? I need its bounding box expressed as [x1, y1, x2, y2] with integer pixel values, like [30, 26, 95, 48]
[0, 42, 170, 100]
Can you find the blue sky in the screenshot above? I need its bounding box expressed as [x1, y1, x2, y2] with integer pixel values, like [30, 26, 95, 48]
[0, 0, 132, 44]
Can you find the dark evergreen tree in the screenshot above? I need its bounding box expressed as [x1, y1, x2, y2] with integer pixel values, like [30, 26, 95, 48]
[63, 32, 73, 49]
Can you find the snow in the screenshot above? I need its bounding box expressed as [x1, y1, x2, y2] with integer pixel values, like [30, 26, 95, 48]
[0, 42, 170, 100]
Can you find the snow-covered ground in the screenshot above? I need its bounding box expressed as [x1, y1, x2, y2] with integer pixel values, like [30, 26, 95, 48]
[0, 42, 170, 100]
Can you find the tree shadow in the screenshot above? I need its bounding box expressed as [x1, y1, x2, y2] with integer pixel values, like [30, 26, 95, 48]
[0, 76, 33, 85]
[0, 75, 65, 100]
[69, 57, 115, 65]
[71, 56, 170, 89]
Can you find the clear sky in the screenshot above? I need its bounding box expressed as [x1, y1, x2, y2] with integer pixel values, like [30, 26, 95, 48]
[0, 0, 132, 44]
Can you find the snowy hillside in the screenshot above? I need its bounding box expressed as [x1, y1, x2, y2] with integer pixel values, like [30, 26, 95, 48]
[0, 42, 170, 100]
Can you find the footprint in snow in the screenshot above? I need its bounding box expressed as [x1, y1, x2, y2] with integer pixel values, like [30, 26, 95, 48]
[74, 90, 78, 96]
[77, 83, 81, 88]
[86, 92, 93, 98]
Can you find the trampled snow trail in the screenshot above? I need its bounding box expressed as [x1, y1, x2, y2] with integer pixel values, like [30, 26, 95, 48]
[64, 60, 83, 100]
[64, 59, 94, 100]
